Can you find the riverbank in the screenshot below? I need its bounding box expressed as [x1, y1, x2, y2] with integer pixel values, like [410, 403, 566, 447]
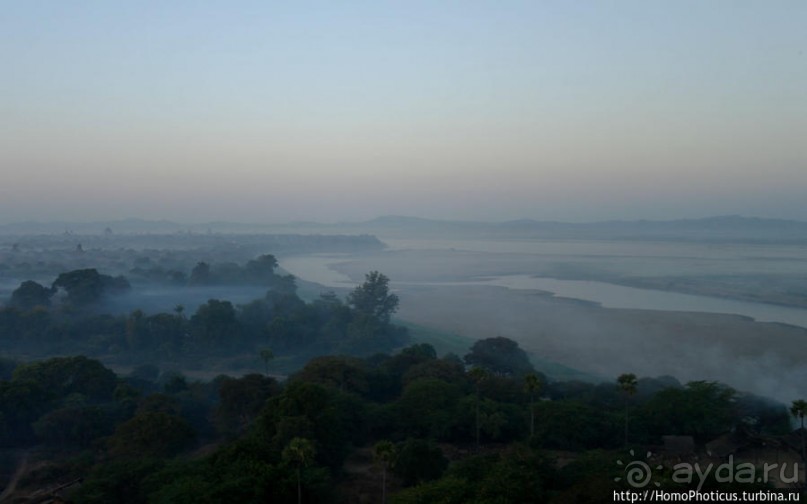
[392, 282, 807, 403]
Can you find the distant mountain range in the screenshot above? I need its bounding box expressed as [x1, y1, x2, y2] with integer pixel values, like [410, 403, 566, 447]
[2, 215, 807, 242]
[354, 215, 807, 241]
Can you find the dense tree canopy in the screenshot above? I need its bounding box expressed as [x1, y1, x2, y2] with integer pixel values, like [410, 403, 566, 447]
[464, 336, 535, 377]
[10, 280, 53, 310]
[52, 268, 131, 307]
[0, 257, 800, 503]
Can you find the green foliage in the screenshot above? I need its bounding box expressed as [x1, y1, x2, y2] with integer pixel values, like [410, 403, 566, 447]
[108, 411, 196, 458]
[533, 400, 622, 450]
[347, 271, 399, 324]
[374, 439, 397, 467]
[791, 399, 807, 461]
[0, 375, 52, 444]
[245, 254, 279, 283]
[393, 438, 448, 486]
[215, 373, 279, 434]
[187, 255, 289, 288]
[13, 355, 118, 403]
[258, 381, 365, 470]
[137, 393, 181, 415]
[10, 280, 53, 309]
[641, 381, 737, 442]
[190, 299, 241, 351]
[283, 436, 317, 467]
[554, 450, 626, 503]
[33, 405, 112, 447]
[464, 337, 535, 377]
[617, 373, 638, 395]
[0, 263, 799, 504]
[791, 399, 807, 424]
[395, 378, 463, 440]
[259, 348, 274, 374]
[0, 342, 796, 504]
[392, 446, 555, 504]
[291, 356, 370, 396]
[189, 261, 211, 285]
[1, 267, 410, 361]
[52, 268, 130, 306]
[71, 458, 165, 504]
[401, 356, 465, 388]
[390, 476, 471, 504]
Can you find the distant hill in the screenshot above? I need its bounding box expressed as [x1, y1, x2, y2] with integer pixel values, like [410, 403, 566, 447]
[348, 215, 807, 242]
[2, 215, 807, 242]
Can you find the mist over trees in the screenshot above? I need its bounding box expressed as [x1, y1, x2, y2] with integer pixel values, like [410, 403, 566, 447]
[0, 345, 795, 503]
[0, 240, 804, 501]
[0, 253, 409, 368]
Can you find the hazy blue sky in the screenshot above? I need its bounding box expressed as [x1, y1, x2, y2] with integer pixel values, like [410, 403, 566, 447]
[2, 1, 805, 223]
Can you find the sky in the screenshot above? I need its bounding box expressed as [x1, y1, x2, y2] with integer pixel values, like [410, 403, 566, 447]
[1, 1, 806, 224]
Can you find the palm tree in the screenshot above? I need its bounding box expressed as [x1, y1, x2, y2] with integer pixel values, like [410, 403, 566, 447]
[259, 348, 274, 376]
[374, 440, 397, 504]
[468, 367, 490, 450]
[791, 400, 807, 462]
[617, 373, 638, 446]
[283, 437, 316, 504]
[524, 373, 543, 439]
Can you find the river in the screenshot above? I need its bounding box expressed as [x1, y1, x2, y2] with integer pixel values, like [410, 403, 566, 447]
[280, 238, 807, 329]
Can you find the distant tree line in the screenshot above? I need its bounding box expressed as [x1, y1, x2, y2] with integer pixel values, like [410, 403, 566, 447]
[0, 261, 408, 362]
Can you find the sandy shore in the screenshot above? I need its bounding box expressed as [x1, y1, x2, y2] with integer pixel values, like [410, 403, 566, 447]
[393, 282, 807, 403]
[286, 248, 807, 403]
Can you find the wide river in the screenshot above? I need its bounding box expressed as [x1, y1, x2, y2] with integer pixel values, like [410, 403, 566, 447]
[281, 238, 807, 329]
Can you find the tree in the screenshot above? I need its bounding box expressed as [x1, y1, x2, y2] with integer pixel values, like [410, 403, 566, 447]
[246, 254, 279, 284]
[292, 356, 369, 395]
[9, 280, 53, 310]
[791, 399, 807, 462]
[393, 438, 448, 486]
[464, 336, 535, 377]
[468, 367, 490, 449]
[33, 405, 110, 447]
[189, 261, 211, 285]
[642, 380, 736, 443]
[189, 299, 240, 351]
[374, 440, 397, 504]
[396, 379, 463, 440]
[260, 348, 274, 376]
[347, 271, 399, 324]
[617, 373, 638, 446]
[216, 374, 278, 434]
[524, 373, 543, 439]
[108, 412, 195, 458]
[52, 269, 130, 306]
[12, 355, 118, 403]
[283, 437, 316, 504]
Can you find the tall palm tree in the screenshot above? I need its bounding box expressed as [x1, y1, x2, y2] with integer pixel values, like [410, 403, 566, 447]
[524, 373, 542, 439]
[468, 367, 490, 450]
[283, 437, 316, 504]
[791, 399, 807, 462]
[374, 440, 397, 504]
[617, 373, 638, 446]
[259, 348, 274, 376]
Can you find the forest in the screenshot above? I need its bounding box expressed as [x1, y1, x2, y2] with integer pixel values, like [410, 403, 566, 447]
[0, 255, 804, 502]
